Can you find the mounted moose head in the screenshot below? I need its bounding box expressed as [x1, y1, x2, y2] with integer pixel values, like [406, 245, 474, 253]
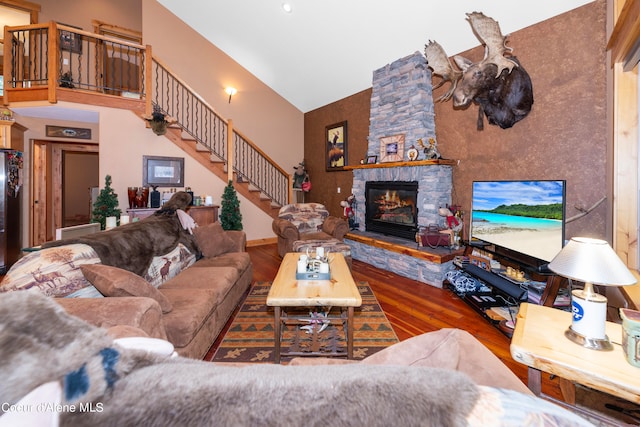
[425, 12, 533, 130]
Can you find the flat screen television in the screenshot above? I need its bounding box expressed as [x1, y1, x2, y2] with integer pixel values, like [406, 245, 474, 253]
[470, 180, 566, 265]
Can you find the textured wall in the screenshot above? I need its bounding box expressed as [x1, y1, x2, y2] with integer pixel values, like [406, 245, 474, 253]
[304, 1, 608, 243]
[367, 52, 435, 157]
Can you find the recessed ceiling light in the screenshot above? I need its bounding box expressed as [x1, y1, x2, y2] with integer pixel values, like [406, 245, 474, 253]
[282, 3, 292, 13]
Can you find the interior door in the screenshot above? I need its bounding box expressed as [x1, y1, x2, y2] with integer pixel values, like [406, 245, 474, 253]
[31, 141, 99, 245]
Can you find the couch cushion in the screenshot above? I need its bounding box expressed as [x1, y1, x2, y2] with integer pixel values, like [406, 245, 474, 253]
[144, 243, 196, 287]
[190, 252, 251, 272]
[159, 267, 238, 305]
[80, 264, 173, 313]
[159, 288, 218, 347]
[0, 244, 102, 298]
[193, 223, 237, 258]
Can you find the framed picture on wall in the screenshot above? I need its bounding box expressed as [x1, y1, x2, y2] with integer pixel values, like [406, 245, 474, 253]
[325, 121, 347, 171]
[59, 24, 83, 54]
[380, 134, 405, 163]
[143, 155, 184, 187]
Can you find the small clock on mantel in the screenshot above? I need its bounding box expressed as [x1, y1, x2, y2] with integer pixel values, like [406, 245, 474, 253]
[407, 145, 419, 161]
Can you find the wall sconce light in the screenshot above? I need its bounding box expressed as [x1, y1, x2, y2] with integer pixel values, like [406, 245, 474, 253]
[225, 87, 237, 103]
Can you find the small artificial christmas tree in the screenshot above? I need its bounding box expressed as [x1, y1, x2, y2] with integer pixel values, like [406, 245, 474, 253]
[92, 175, 122, 230]
[220, 180, 243, 230]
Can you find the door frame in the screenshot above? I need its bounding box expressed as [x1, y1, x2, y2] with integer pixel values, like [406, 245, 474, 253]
[31, 140, 98, 245]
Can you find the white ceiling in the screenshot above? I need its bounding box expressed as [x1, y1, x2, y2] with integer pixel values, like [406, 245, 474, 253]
[158, 0, 594, 112]
[10, 106, 100, 123]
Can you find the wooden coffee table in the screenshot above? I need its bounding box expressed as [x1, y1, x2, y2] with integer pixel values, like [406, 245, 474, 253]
[267, 252, 362, 363]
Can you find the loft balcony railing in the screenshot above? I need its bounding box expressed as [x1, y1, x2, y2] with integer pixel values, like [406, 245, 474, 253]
[3, 22, 146, 102]
[2, 22, 291, 207]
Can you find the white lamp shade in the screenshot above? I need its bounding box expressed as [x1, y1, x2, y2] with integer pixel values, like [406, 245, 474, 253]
[548, 237, 637, 286]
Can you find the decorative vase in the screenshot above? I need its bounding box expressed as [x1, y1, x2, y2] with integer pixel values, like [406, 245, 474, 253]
[134, 187, 149, 208]
[127, 187, 138, 209]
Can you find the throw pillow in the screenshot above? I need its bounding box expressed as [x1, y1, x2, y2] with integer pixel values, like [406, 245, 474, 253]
[80, 264, 172, 313]
[193, 222, 236, 258]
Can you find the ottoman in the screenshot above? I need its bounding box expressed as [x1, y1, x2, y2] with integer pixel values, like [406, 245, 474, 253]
[292, 238, 352, 269]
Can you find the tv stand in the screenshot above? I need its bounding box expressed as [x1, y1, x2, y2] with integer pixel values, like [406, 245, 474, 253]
[446, 245, 568, 337]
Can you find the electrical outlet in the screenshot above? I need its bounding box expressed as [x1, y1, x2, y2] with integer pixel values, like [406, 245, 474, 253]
[63, 58, 69, 65]
[337, 187, 341, 193]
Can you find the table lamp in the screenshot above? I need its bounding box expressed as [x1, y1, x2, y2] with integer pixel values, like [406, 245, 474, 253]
[548, 237, 637, 350]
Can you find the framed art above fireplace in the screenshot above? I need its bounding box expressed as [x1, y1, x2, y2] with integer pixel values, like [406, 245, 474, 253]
[380, 134, 405, 163]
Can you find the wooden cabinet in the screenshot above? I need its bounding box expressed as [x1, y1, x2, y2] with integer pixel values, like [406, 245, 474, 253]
[188, 206, 218, 225]
[0, 121, 26, 151]
[126, 208, 157, 222]
[126, 205, 219, 226]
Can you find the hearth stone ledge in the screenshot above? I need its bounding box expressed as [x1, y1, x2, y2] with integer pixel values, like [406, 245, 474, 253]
[345, 231, 464, 288]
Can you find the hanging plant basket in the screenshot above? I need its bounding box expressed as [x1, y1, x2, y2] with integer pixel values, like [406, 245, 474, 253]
[142, 108, 176, 136]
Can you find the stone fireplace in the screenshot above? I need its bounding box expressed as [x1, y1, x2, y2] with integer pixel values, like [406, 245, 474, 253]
[351, 51, 454, 238]
[345, 51, 459, 287]
[353, 164, 453, 238]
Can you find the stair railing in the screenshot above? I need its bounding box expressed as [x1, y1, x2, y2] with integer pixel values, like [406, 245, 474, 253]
[3, 22, 291, 208]
[147, 57, 291, 207]
[3, 22, 146, 103]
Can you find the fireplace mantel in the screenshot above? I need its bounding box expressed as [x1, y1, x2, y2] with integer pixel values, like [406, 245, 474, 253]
[345, 159, 456, 171]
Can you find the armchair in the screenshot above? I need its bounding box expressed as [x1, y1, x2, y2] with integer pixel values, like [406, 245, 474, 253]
[272, 203, 349, 257]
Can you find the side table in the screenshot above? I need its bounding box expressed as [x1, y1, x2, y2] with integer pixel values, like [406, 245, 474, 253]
[511, 303, 640, 421]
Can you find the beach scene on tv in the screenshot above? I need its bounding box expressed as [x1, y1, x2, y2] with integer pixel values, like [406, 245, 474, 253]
[471, 181, 565, 262]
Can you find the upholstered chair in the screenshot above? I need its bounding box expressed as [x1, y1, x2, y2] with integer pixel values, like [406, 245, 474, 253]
[271, 203, 349, 258]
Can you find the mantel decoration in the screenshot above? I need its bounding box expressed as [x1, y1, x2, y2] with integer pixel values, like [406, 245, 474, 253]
[380, 134, 405, 163]
[325, 121, 347, 171]
[417, 138, 441, 160]
[142, 105, 176, 136]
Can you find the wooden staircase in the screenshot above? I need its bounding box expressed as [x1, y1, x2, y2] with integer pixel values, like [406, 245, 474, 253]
[158, 124, 283, 219]
[2, 23, 292, 220]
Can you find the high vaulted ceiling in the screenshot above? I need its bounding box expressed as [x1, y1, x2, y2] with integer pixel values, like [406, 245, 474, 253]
[9, 1, 594, 120]
[158, 0, 594, 113]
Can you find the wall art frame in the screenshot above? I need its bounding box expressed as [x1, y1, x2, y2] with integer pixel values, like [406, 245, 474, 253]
[59, 25, 83, 54]
[143, 155, 184, 187]
[380, 134, 405, 163]
[325, 120, 347, 171]
[46, 125, 92, 140]
[366, 155, 378, 164]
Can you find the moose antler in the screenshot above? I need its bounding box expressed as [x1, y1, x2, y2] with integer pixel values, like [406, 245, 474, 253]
[424, 40, 462, 102]
[466, 12, 518, 77]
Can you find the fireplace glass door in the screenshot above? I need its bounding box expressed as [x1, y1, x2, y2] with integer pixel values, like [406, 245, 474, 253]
[365, 181, 418, 240]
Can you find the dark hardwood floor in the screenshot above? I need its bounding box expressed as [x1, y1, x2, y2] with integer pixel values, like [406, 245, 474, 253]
[219, 243, 563, 401]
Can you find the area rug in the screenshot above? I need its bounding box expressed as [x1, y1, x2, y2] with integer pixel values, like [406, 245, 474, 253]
[210, 281, 399, 363]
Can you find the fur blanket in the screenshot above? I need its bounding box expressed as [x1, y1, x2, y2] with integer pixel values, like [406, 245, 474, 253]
[0, 291, 481, 427]
[42, 192, 198, 277]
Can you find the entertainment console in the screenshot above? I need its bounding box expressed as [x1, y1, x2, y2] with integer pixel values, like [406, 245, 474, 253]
[445, 245, 569, 337]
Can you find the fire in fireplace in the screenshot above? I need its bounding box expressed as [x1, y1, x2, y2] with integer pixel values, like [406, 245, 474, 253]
[365, 181, 419, 240]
